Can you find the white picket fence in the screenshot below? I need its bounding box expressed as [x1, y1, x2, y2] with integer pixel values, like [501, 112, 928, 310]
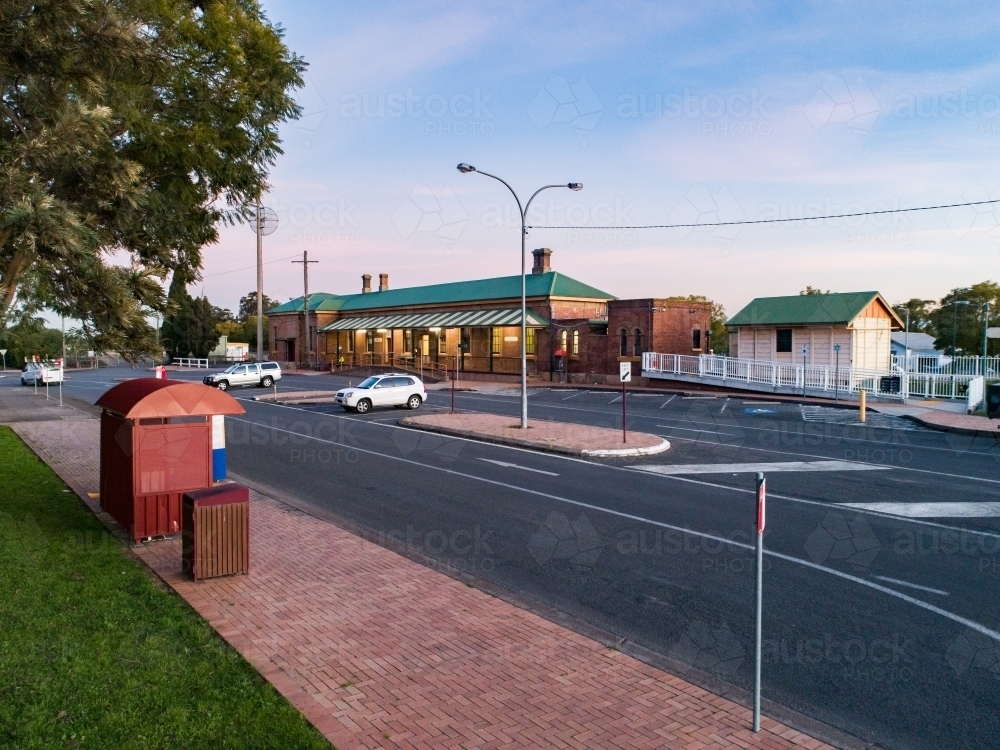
[173, 357, 209, 368]
[642, 353, 985, 401]
[891, 354, 1000, 376]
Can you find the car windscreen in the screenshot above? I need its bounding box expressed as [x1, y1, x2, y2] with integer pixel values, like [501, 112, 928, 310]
[356, 376, 380, 389]
[223, 365, 239, 373]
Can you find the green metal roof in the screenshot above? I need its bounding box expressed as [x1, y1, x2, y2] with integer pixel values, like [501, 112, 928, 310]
[727, 292, 901, 327]
[267, 272, 614, 315]
[267, 292, 345, 314]
[319, 308, 550, 332]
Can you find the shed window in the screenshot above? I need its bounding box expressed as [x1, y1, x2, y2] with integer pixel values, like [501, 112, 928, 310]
[620, 328, 628, 356]
[634, 329, 643, 357]
[776, 328, 793, 353]
[692, 329, 701, 350]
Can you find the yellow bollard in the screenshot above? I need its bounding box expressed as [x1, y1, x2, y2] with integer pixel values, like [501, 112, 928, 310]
[859, 389, 866, 423]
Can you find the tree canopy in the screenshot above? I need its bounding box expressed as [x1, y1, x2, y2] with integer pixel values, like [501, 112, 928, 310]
[0, 0, 304, 360]
[928, 282, 999, 356]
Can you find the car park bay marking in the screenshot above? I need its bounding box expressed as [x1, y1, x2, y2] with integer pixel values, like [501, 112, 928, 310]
[635, 461, 889, 475]
[841, 502, 1000, 518]
[478, 458, 559, 476]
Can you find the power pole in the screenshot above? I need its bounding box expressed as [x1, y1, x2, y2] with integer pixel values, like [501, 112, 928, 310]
[256, 196, 264, 363]
[292, 251, 318, 369]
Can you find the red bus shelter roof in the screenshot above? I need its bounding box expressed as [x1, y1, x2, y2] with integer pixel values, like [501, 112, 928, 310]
[95, 379, 246, 419]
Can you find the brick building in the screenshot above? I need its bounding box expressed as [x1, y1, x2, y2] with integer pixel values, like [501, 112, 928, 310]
[267, 249, 712, 383]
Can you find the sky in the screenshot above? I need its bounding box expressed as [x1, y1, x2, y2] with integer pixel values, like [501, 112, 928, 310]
[196, 0, 1000, 320]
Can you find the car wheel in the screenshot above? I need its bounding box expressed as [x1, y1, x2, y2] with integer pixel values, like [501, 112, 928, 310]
[355, 398, 372, 414]
[407, 395, 422, 410]
[216, 380, 229, 391]
[261, 376, 274, 387]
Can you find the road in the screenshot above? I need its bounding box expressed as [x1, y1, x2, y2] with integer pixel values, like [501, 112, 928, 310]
[12, 365, 1000, 750]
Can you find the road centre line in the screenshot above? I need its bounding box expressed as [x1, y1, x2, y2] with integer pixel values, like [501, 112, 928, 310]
[228, 414, 1000, 646]
[635, 461, 888, 475]
[478, 458, 559, 476]
[872, 575, 950, 596]
[842, 502, 1000, 518]
[659, 396, 676, 409]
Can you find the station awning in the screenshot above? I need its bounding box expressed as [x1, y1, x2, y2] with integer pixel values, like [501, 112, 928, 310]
[318, 308, 549, 332]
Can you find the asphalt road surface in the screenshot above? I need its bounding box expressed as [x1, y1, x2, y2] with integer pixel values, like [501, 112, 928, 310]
[13, 366, 1000, 750]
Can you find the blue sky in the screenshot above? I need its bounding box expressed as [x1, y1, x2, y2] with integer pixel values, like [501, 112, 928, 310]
[199, 1, 1000, 318]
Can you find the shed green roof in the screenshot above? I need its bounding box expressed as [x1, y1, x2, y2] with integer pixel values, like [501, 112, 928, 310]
[267, 271, 614, 315]
[727, 292, 902, 328]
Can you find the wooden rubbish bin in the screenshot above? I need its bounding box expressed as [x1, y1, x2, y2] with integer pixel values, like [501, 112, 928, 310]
[182, 484, 249, 581]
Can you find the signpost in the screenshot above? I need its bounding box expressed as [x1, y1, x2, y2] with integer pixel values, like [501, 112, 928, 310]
[0, 348, 6, 371]
[801, 344, 808, 397]
[619, 361, 631, 443]
[753, 471, 766, 733]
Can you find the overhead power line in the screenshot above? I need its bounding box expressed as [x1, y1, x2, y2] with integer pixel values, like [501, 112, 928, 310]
[202, 252, 302, 279]
[525, 197, 1000, 230]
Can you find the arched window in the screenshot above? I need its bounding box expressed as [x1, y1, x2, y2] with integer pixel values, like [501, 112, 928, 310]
[572, 330, 580, 356]
[620, 328, 628, 356]
[634, 328, 643, 357]
[560, 329, 567, 351]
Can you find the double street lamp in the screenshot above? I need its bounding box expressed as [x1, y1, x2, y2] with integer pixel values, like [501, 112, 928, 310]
[457, 164, 582, 429]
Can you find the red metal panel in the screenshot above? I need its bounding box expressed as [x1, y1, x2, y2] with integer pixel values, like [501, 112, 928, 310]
[134, 422, 211, 496]
[99, 411, 135, 535]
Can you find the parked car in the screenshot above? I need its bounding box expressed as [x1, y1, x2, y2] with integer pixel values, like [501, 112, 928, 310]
[21, 362, 63, 385]
[203, 362, 282, 391]
[336, 374, 426, 413]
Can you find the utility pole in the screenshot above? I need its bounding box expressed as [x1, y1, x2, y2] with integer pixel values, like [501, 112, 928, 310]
[256, 196, 264, 363]
[292, 251, 318, 369]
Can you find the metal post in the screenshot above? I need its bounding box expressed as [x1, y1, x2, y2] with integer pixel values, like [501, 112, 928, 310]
[753, 472, 765, 733]
[983, 302, 990, 370]
[834, 345, 841, 402]
[904, 309, 910, 373]
[256, 197, 265, 363]
[452, 344, 458, 414]
[859, 389, 867, 422]
[292, 252, 318, 369]
[622, 379, 627, 443]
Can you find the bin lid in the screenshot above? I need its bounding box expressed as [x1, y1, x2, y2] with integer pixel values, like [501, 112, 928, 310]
[96, 379, 246, 419]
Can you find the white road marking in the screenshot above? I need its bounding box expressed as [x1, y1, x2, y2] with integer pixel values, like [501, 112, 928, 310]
[608, 395, 622, 404]
[682, 395, 717, 399]
[743, 401, 780, 405]
[842, 502, 1000, 518]
[659, 395, 676, 409]
[562, 390, 587, 400]
[635, 461, 889, 476]
[477, 458, 559, 476]
[227, 416, 1000, 646]
[720, 398, 728, 414]
[873, 575, 950, 596]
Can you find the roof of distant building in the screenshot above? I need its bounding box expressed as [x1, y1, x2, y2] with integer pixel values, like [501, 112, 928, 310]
[727, 291, 903, 328]
[890, 331, 939, 351]
[267, 271, 615, 315]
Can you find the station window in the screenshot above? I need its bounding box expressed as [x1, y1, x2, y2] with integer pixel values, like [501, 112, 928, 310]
[776, 328, 792, 353]
[491, 327, 501, 355]
[620, 328, 628, 356]
[366, 330, 374, 353]
[403, 329, 413, 353]
[526, 327, 536, 355]
[634, 329, 643, 357]
[560, 330, 568, 351]
[692, 329, 701, 350]
[572, 330, 580, 356]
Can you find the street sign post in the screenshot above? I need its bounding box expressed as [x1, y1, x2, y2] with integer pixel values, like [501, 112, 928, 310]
[753, 471, 766, 732]
[801, 344, 808, 397]
[619, 362, 631, 443]
[0, 348, 6, 371]
[833, 344, 841, 402]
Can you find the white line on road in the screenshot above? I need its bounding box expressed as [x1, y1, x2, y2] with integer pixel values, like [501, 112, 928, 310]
[873, 575, 950, 596]
[477, 458, 559, 476]
[608, 395, 622, 404]
[227, 416, 1000, 646]
[842, 502, 1000, 518]
[659, 395, 676, 409]
[635, 461, 889, 476]
[562, 390, 588, 400]
[720, 398, 728, 414]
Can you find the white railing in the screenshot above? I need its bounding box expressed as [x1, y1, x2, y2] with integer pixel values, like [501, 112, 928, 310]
[891, 354, 1000, 376]
[643, 352, 985, 401]
[173, 357, 209, 368]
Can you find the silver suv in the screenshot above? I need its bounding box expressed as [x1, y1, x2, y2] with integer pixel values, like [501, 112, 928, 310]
[204, 362, 281, 391]
[336, 374, 426, 413]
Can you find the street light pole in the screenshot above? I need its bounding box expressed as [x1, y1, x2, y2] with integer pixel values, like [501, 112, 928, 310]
[457, 163, 582, 429]
[256, 196, 265, 363]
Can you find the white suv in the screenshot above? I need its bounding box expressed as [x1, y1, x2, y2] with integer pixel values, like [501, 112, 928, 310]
[336, 374, 426, 414]
[204, 362, 282, 391]
[21, 362, 63, 385]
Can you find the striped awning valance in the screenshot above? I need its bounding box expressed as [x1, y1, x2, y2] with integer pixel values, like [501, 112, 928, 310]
[318, 308, 549, 332]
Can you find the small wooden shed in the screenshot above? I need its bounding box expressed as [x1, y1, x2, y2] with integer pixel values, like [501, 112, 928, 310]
[96, 379, 245, 543]
[727, 292, 903, 370]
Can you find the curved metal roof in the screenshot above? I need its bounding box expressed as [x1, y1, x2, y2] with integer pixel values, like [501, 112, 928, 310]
[95, 379, 246, 419]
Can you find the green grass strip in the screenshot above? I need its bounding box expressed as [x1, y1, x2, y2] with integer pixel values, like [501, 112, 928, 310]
[0, 427, 332, 749]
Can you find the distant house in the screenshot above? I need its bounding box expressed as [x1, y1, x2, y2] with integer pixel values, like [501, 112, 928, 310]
[727, 291, 903, 370]
[890, 331, 939, 358]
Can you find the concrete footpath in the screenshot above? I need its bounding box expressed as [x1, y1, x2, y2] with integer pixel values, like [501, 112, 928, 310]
[2, 389, 837, 750]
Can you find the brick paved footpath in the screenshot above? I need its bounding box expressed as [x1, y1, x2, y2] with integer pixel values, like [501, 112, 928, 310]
[5, 396, 835, 750]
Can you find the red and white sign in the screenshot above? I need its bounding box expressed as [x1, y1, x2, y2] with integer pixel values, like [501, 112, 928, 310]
[756, 478, 766, 533]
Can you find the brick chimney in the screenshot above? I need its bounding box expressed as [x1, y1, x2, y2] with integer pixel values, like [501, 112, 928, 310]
[379, 273, 389, 292]
[361, 273, 372, 293]
[531, 248, 552, 275]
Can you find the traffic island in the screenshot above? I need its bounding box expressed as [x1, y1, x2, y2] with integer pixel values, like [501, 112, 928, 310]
[399, 411, 670, 457]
